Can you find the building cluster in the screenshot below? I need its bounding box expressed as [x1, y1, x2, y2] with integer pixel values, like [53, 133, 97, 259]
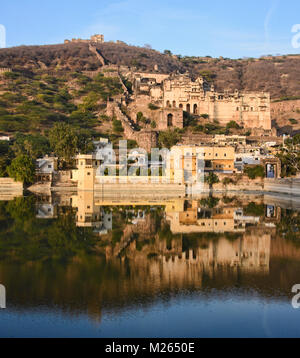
[129, 72, 271, 131]
[64, 136, 281, 192]
[64, 34, 104, 44]
[34, 193, 278, 275]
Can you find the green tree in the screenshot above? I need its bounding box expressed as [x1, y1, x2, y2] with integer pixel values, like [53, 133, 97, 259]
[244, 202, 265, 216]
[200, 196, 220, 208]
[158, 130, 181, 149]
[244, 165, 265, 179]
[277, 135, 300, 177]
[12, 133, 50, 159]
[7, 154, 35, 184]
[205, 172, 220, 189]
[77, 129, 94, 154]
[164, 50, 172, 56]
[0, 141, 13, 177]
[198, 70, 215, 82]
[48, 123, 78, 162]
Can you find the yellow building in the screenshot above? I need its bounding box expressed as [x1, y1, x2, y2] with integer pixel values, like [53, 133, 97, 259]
[72, 154, 99, 191]
[169, 145, 235, 184]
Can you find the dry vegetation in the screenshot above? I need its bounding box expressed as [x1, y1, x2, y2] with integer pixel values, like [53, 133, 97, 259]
[0, 42, 299, 99]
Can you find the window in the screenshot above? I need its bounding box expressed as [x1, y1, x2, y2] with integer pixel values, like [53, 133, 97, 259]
[87, 172, 91, 176]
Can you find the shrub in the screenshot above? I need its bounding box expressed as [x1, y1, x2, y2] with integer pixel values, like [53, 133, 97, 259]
[148, 103, 159, 110]
[7, 154, 35, 184]
[200, 113, 209, 119]
[244, 165, 265, 179]
[244, 202, 265, 216]
[222, 177, 235, 186]
[289, 118, 298, 125]
[205, 172, 220, 187]
[158, 130, 181, 149]
[112, 118, 124, 133]
[226, 121, 241, 130]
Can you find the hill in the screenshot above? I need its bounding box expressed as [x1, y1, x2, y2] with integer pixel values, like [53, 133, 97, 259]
[0, 41, 300, 136]
[0, 42, 300, 99]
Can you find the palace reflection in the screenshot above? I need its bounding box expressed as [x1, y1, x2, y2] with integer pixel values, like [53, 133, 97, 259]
[1, 192, 300, 324]
[34, 192, 282, 276]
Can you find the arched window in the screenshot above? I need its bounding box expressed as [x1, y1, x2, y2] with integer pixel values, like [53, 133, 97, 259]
[167, 113, 173, 127]
[166, 100, 171, 108]
[179, 104, 183, 109]
[193, 104, 198, 114]
[186, 104, 191, 113]
[172, 101, 176, 108]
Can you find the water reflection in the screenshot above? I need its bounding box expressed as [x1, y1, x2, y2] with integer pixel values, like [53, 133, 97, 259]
[0, 192, 300, 336]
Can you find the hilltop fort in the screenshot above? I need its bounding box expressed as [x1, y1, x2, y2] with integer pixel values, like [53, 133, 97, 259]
[64, 34, 105, 44]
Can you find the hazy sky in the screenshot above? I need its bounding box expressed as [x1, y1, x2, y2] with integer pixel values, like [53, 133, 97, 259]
[1, 0, 300, 58]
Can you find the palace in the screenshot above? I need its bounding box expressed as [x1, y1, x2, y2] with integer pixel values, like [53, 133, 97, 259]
[131, 72, 271, 131]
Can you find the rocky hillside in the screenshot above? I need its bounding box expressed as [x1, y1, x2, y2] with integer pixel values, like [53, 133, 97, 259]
[0, 41, 300, 134]
[0, 42, 300, 99]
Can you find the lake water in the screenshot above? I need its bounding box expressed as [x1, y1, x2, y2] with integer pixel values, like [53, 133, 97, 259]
[0, 192, 300, 338]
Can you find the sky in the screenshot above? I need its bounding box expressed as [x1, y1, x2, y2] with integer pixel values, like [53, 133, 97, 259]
[0, 0, 300, 58]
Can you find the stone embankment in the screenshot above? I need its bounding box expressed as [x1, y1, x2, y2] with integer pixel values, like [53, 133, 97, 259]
[0, 178, 23, 199]
[94, 182, 185, 199]
[264, 178, 300, 196]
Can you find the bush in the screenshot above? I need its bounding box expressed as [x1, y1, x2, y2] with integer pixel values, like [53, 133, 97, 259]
[289, 118, 298, 125]
[7, 154, 35, 184]
[244, 165, 265, 179]
[205, 172, 220, 187]
[151, 120, 157, 129]
[112, 118, 124, 133]
[222, 177, 235, 186]
[158, 130, 181, 149]
[226, 121, 241, 130]
[200, 113, 209, 119]
[148, 103, 159, 110]
[244, 202, 265, 216]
